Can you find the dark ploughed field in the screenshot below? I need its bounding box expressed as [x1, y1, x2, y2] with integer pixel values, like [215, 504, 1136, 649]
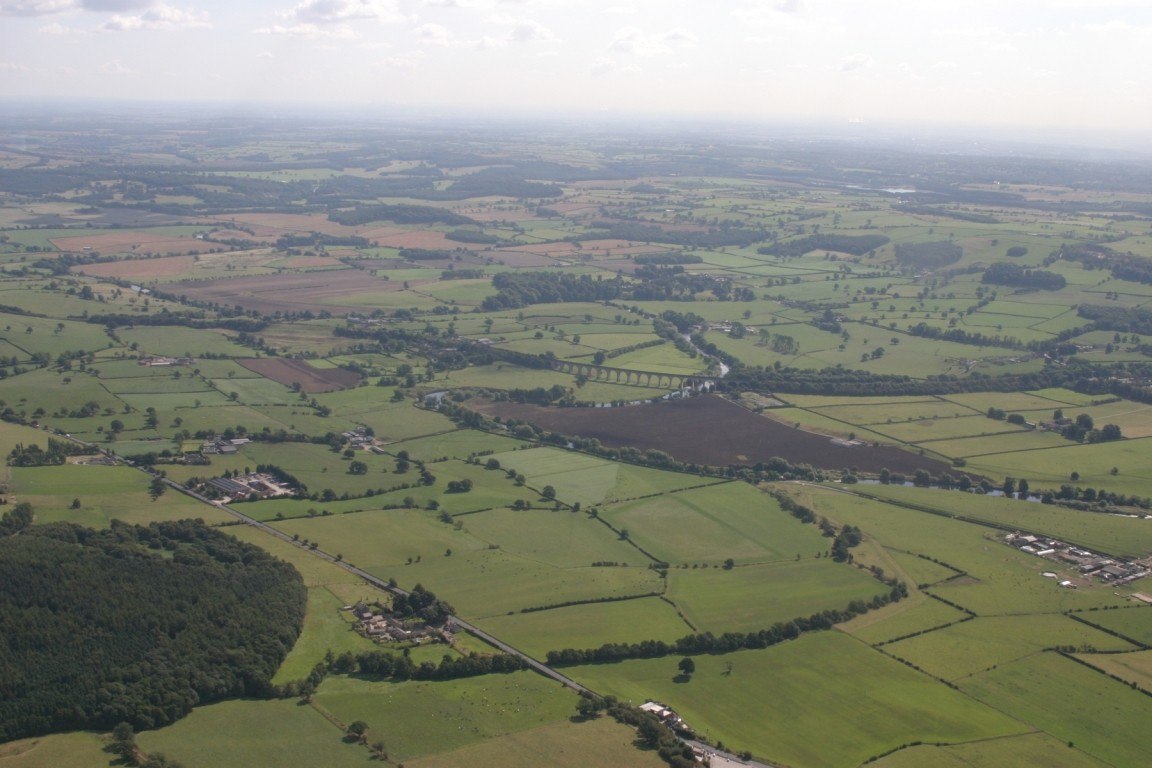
[474, 394, 952, 476]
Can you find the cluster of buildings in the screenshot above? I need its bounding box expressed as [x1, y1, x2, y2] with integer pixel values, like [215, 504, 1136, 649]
[347, 603, 454, 645]
[201, 436, 250, 455]
[1005, 532, 1150, 587]
[138, 356, 195, 367]
[204, 471, 294, 502]
[640, 700, 694, 737]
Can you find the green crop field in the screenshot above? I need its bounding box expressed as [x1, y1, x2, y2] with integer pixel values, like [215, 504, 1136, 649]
[668, 559, 891, 634]
[600, 482, 827, 565]
[405, 716, 667, 768]
[0, 732, 112, 768]
[475, 596, 692, 658]
[871, 732, 1112, 768]
[137, 698, 372, 768]
[572, 632, 1025, 768]
[1075, 648, 1152, 690]
[313, 671, 576, 764]
[961, 652, 1152, 768]
[843, 593, 969, 645]
[883, 614, 1134, 681]
[1070, 605, 1152, 644]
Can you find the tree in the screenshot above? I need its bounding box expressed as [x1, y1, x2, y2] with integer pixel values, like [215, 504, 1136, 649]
[541, 485, 556, 500]
[348, 460, 368, 475]
[70, 498, 81, 509]
[149, 477, 166, 501]
[678, 657, 695, 677]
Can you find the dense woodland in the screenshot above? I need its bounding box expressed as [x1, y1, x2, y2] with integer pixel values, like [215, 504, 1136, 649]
[0, 518, 306, 741]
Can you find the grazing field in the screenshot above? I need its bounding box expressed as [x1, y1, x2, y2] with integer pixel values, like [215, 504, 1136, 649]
[572, 631, 1025, 768]
[668, 559, 891, 634]
[474, 395, 952, 474]
[476, 596, 691, 658]
[313, 671, 576, 764]
[870, 732, 1112, 768]
[961, 652, 1152, 768]
[883, 614, 1134, 681]
[844, 595, 970, 645]
[0, 731, 111, 768]
[405, 716, 668, 768]
[137, 698, 371, 768]
[600, 482, 826, 565]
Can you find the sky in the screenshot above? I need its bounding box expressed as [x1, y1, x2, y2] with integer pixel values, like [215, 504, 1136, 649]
[2, 0, 1151, 141]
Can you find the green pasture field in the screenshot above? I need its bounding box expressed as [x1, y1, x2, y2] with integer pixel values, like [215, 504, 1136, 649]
[884, 549, 967, 587]
[11, 464, 232, 527]
[783, 394, 942, 409]
[855, 484, 1152, 557]
[871, 731, 1112, 768]
[925, 430, 1070, 457]
[782, 486, 1132, 615]
[0, 313, 112, 358]
[804, 399, 983, 425]
[606, 343, 708, 375]
[322, 399, 454, 443]
[485, 446, 622, 507]
[137, 698, 370, 768]
[1033, 388, 1112, 406]
[0, 370, 118, 419]
[439, 363, 575, 391]
[1075, 648, 1152, 690]
[573, 380, 671, 402]
[840, 416, 1007, 445]
[572, 631, 1024, 768]
[0, 731, 111, 768]
[961, 651, 1152, 768]
[384, 428, 524, 460]
[209, 375, 296, 405]
[1071, 605, 1152, 644]
[274, 586, 383, 683]
[843, 595, 970, 645]
[599, 482, 828, 565]
[257, 320, 352, 357]
[118, 326, 252, 358]
[271, 506, 663, 617]
[963, 438, 1152, 498]
[884, 614, 1134, 681]
[118, 390, 234, 414]
[453, 506, 642, 568]
[98, 372, 215, 396]
[405, 716, 667, 768]
[608, 462, 725, 501]
[475, 596, 692, 658]
[668, 559, 890, 634]
[1068, 399, 1152, 438]
[314, 671, 576, 764]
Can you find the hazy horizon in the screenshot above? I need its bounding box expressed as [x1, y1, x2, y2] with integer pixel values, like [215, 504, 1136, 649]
[2, 0, 1151, 149]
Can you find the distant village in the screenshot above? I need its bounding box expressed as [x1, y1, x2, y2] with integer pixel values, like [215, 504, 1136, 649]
[1005, 531, 1151, 589]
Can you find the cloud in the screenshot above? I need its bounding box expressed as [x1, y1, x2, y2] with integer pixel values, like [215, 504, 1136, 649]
[0, 60, 32, 72]
[414, 21, 452, 44]
[840, 53, 873, 72]
[102, 2, 207, 30]
[0, 0, 74, 15]
[81, 0, 149, 10]
[608, 26, 696, 58]
[373, 52, 422, 69]
[504, 18, 554, 42]
[280, 0, 405, 25]
[254, 21, 357, 38]
[98, 58, 136, 74]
